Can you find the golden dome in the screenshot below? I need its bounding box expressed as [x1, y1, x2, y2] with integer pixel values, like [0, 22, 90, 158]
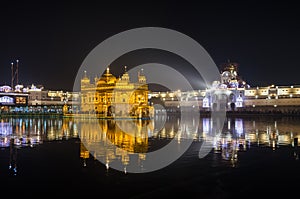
[96, 68, 117, 85]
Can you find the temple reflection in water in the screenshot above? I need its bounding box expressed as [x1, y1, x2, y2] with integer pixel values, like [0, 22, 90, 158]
[0, 117, 79, 176]
[79, 118, 156, 172]
[78, 116, 300, 170]
[1, 116, 300, 173]
[0, 117, 79, 147]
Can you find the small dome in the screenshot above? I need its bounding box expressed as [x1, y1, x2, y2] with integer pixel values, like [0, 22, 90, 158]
[222, 71, 231, 77]
[97, 73, 117, 85]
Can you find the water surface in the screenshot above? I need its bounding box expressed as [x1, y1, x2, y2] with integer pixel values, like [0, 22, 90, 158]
[0, 115, 299, 198]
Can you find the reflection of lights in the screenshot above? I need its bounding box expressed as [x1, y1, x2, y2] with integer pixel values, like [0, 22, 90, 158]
[4, 115, 300, 172]
[139, 153, 146, 161]
[202, 118, 209, 133]
[246, 133, 256, 143]
[169, 130, 174, 138]
[235, 119, 243, 135]
[278, 134, 290, 145]
[1, 118, 78, 148]
[177, 131, 181, 144]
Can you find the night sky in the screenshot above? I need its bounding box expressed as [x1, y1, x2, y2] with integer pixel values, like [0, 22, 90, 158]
[0, 1, 299, 91]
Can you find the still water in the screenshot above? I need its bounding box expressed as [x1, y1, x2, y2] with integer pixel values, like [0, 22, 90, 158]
[1, 115, 300, 197]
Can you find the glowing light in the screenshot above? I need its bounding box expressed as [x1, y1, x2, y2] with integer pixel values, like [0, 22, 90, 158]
[235, 119, 243, 135]
[235, 96, 243, 107]
[272, 140, 276, 150]
[202, 97, 209, 108]
[0, 96, 14, 104]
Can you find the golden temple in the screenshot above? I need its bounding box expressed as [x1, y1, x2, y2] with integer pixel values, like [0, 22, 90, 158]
[80, 67, 153, 118]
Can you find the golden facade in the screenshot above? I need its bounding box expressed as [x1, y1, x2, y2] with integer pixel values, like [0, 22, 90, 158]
[80, 67, 153, 118]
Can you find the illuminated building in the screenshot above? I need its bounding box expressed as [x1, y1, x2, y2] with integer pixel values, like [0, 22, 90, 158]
[0, 84, 80, 114]
[0, 59, 80, 114]
[201, 61, 248, 111]
[149, 61, 300, 114]
[27, 85, 80, 114]
[149, 61, 247, 112]
[0, 85, 28, 113]
[80, 67, 153, 118]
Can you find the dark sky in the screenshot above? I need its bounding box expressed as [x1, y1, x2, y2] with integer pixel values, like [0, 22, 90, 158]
[0, 1, 299, 91]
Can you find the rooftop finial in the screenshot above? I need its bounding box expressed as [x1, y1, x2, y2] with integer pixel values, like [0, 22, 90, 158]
[124, 66, 127, 73]
[107, 67, 110, 74]
[11, 62, 14, 89]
